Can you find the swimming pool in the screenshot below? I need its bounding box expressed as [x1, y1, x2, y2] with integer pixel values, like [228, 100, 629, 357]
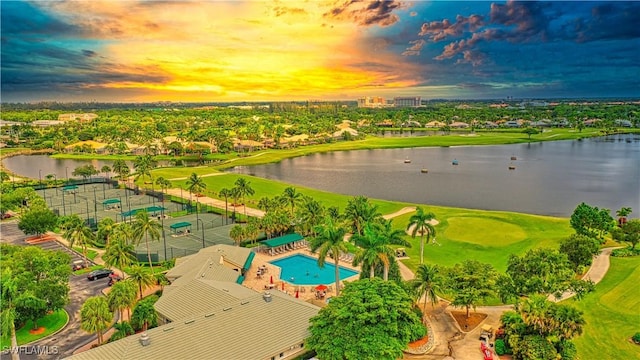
[269, 254, 359, 285]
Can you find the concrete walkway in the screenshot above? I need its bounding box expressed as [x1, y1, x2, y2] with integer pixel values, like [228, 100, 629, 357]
[163, 187, 265, 218]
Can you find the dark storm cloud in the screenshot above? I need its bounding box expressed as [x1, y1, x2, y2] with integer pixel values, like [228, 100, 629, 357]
[324, 0, 402, 27]
[419, 14, 485, 41]
[82, 50, 98, 57]
[0, 1, 79, 37]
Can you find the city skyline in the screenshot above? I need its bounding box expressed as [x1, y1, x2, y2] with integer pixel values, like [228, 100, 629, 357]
[2, 1, 639, 103]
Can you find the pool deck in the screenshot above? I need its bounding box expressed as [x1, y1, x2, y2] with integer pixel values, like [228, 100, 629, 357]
[242, 246, 361, 301]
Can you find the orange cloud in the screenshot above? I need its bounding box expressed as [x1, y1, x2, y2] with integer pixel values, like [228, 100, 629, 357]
[39, 0, 421, 101]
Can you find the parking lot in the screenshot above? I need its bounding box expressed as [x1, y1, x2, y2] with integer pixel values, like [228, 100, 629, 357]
[0, 222, 109, 359]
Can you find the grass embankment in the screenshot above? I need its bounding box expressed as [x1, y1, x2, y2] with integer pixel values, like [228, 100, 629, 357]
[0, 309, 69, 349]
[567, 256, 640, 360]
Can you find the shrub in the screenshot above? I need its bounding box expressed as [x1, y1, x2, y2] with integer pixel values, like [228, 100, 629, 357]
[632, 332, 640, 344]
[611, 247, 640, 257]
[559, 340, 578, 360]
[494, 339, 507, 355]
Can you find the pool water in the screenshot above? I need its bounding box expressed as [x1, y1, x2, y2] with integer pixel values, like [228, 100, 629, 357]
[269, 254, 359, 285]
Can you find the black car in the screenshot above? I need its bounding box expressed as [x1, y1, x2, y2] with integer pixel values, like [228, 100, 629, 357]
[87, 269, 114, 281]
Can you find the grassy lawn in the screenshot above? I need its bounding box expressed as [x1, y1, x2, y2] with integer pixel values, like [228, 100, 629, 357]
[73, 247, 98, 260]
[566, 256, 640, 359]
[394, 208, 572, 273]
[0, 309, 69, 349]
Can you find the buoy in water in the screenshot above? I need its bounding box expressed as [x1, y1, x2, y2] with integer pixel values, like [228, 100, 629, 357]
[508, 166, 516, 170]
[421, 169, 429, 173]
[510, 156, 517, 161]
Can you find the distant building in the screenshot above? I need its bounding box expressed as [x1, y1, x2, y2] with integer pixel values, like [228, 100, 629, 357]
[58, 113, 99, 122]
[393, 97, 421, 108]
[357, 96, 388, 108]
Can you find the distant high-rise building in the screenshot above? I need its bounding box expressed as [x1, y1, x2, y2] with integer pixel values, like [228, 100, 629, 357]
[357, 96, 388, 108]
[393, 97, 421, 107]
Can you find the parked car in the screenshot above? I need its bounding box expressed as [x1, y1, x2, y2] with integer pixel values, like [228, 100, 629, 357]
[87, 269, 113, 281]
[72, 260, 86, 271]
[108, 274, 122, 286]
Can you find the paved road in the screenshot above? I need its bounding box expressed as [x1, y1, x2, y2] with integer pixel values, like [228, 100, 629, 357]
[0, 223, 107, 360]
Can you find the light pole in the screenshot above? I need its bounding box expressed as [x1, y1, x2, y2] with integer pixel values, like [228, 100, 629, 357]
[196, 196, 200, 230]
[197, 218, 205, 249]
[93, 186, 98, 221]
[53, 174, 58, 195]
[65, 167, 69, 184]
[161, 207, 167, 261]
[61, 187, 66, 216]
[39, 169, 43, 198]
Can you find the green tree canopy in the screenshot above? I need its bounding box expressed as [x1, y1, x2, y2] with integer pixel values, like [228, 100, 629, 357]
[559, 234, 600, 271]
[443, 260, 497, 318]
[611, 219, 640, 250]
[306, 278, 425, 360]
[18, 206, 57, 239]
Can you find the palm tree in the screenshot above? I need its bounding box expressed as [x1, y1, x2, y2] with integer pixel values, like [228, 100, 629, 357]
[127, 265, 156, 300]
[112, 159, 130, 181]
[344, 195, 382, 236]
[352, 222, 410, 280]
[1, 269, 20, 360]
[281, 187, 302, 216]
[103, 236, 136, 278]
[519, 295, 551, 335]
[550, 304, 585, 341]
[155, 177, 172, 202]
[412, 264, 441, 311]
[310, 218, 348, 296]
[109, 321, 134, 342]
[107, 280, 137, 322]
[616, 207, 632, 226]
[80, 296, 113, 345]
[218, 188, 232, 225]
[229, 225, 244, 246]
[407, 207, 437, 264]
[97, 218, 117, 247]
[234, 177, 255, 218]
[100, 165, 111, 181]
[296, 196, 325, 236]
[132, 211, 162, 271]
[186, 172, 206, 213]
[131, 297, 158, 332]
[64, 221, 95, 269]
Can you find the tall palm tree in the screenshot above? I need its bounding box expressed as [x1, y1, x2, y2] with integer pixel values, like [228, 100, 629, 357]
[132, 211, 162, 271]
[64, 221, 95, 269]
[131, 297, 159, 332]
[412, 264, 441, 311]
[112, 159, 130, 181]
[155, 177, 171, 201]
[344, 195, 382, 236]
[407, 207, 437, 264]
[186, 172, 206, 213]
[218, 188, 231, 225]
[519, 295, 551, 335]
[127, 265, 156, 300]
[103, 236, 136, 278]
[550, 304, 585, 341]
[352, 222, 410, 280]
[97, 218, 117, 247]
[107, 280, 137, 322]
[296, 196, 325, 236]
[310, 218, 348, 296]
[281, 187, 302, 217]
[234, 177, 255, 218]
[229, 225, 244, 246]
[80, 296, 113, 345]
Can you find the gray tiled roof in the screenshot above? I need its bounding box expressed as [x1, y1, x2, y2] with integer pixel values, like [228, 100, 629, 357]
[155, 280, 255, 322]
[66, 291, 319, 360]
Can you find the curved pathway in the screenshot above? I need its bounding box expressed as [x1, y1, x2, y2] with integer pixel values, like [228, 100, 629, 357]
[403, 247, 619, 359]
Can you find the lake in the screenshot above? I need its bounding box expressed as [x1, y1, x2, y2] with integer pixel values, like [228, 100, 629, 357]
[4, 134, 639, 216]
[227, 134, 640, 216]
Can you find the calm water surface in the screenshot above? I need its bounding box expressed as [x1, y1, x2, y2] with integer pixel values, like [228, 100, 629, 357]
[228, 134, 640, 216]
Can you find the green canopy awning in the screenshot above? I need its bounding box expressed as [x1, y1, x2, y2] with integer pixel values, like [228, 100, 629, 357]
[170, 222, 191, 230]
[102, 198, 121, 205]
[120, 206, 168, 218]
[236, 275, 245, 284]
[261, 233, 304, 248]
[242, 252, 255, 271]
[63, 185, 78, 191]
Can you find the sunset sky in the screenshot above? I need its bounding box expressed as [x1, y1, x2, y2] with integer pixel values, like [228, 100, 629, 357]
[2, 1, 639, 103]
